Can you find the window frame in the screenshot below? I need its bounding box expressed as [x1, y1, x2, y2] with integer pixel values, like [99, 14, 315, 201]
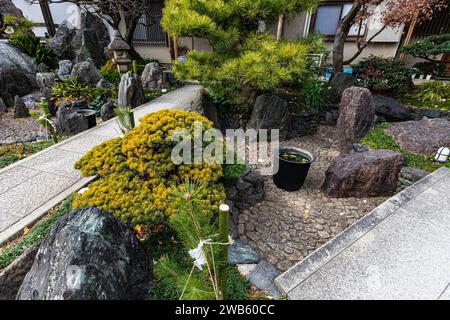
[309, 1, 368, 42]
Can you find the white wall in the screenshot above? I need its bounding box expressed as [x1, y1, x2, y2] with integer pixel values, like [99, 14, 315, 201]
[12, 0, 80, 36]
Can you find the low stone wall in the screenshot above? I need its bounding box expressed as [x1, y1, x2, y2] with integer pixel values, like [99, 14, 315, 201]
[396, 167, 430, 192]
[409, 107, 450, 120]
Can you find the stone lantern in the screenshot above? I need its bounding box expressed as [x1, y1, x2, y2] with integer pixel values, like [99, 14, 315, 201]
[107, 30, 131, 75]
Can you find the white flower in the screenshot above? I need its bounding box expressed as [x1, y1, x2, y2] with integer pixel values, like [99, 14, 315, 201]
[161, 89, 168, 93]
[189, 240, 208, 270]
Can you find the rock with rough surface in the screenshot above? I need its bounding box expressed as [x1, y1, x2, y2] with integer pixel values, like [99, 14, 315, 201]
[322, 150, 404, 198]
[373, 95, 411, 121]
[100, 100, 116, 121]
[17, 207, 151, 300]
[386, 118, 450, 155]
[141, 62, 168, 90]
[0, 42, 38, 107]
[36, 72, 57, 95]
[57, 60, 73, 79]
[229, 240, 260, 265]
[247, 95, 292, 140]
[0, 97, 6, 113]
[118, 72, 145, 109]
[336, 87, 375, 154]
[13, 96, 30, 118]
[0, 245, 39, 300]
[48, 22, 76, 60]
[0, 0, 24, 17]
[328, 73, 356, 103]
[55, 101, 89, 136]
[71, 61, 104, 86]
[248, 260, 282, 299]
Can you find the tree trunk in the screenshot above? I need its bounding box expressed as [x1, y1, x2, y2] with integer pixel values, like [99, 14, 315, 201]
[124, 17, 142, 60]
[332, 2, 363, 73]
[276, 15, 284, 41]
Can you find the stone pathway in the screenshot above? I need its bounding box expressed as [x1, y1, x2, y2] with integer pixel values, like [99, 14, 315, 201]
[0, 85, 203, 245]
[239, 125, 388, 272]
[275, 167, 450, 300]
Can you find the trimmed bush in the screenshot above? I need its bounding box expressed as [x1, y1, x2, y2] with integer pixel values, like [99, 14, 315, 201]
[73, 109, 225, 225]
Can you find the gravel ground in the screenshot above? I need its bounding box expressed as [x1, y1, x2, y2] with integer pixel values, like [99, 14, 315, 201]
[239, 125, 388, 272]
[0, 111, 49, 145]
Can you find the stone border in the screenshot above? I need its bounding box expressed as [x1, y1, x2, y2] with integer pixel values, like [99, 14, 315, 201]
[274, 167, 450, 296]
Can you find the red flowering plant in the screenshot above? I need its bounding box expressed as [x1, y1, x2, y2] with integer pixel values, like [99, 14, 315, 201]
[353, 55, 414, 94]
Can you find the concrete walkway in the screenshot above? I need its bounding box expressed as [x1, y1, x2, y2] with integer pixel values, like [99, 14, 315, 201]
[0, 85, 203, 245]
[275, 167, 450, 300]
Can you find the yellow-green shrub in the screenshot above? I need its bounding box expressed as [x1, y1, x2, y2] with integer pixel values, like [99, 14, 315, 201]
[73, 109, 225, 225]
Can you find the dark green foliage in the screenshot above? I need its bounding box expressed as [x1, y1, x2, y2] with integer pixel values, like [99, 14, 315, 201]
[99, 60, 121, 85]
[402, 34, 450, 60]
[227, 267, 251, 300]
[0, 196, 73, 269]
[0, 155, 21, 170]
[413, 61, 445, 76]
[222, 163, 248, 185]
[361, 123, 450, 172]
[52, 77, 117, 103]
[353, 55, 414, 93]
[10, 33, 58, 69]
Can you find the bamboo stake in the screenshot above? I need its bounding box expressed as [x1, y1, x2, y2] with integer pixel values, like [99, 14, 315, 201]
[218, 204, 230, 300]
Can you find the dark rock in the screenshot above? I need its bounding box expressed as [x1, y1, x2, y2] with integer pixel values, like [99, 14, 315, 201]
[57, 60, 73, 79]
[400, 167, 429, 184]
[36, 72, 57, 95]
[372, 95, 411, 121]
[0, 245, 39, 300]
[71, 61, 103, 86]
[100, 100, 116, 121]
[247, 95, 291, 140]
[242, 171, 265, 194]
[386, 118, 450, 155]
[328, 72, 356, 103]
[0, 42, 38, 107]
[336, 87, 375, 154]
[141, 62, 168, 90]
[0, 0, 24, 18]
[56, 101, 90, 135]
[79, 12, 110, 56]
[229, 240, 260, 265]
[291, 113, 318, 136]
[13, 96, 30, 118]
[118, 72, 145, 109]
[96, 78, 114, 90]
[17, 207, 151, 300]
[37, 63, 49, 73]
[420, 108, 441, 119]
[72, 29, 107, 67]
[197, 94, 220, 129]
[322, 150, 404, 198]
[352, 143, 369, 153]
[49, 22, 76, 60]
[0, 97, 6, 113]
[248, 260, 282, 299]
[21, 94, 41, 110]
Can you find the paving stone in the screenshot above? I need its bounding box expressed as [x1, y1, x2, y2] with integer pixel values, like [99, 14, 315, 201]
[229, 240, 260, 265]
[237, 264, 257, 279]
[249, 260, 282, 299]
[57, 133, 111, 154]
[0, 166, 40, 195]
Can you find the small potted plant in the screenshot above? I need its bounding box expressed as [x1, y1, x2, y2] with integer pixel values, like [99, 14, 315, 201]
[273, 147, 314, 191]
[75, 109, 97, 129]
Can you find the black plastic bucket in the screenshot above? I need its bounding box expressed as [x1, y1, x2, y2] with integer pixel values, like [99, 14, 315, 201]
[75, 109, 97, 129]
[273, 147, 314, 192]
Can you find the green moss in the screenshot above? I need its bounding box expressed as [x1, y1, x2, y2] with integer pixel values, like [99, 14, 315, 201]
[0, 196, 73, 269]
[361, 123, 450, 172]
[222, 163, 248, 185]
[399, 95, 450, 111]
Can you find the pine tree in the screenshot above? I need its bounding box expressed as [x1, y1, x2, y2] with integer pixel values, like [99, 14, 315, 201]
[162, 0, 320, 106]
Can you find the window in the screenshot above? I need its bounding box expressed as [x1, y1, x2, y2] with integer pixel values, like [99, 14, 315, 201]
[132, 0, 168, 46]
[313, 3, 366, 37]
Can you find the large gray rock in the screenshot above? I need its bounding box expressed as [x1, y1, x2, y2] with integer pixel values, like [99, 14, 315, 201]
[336, 87, 375, 154]
[13, 96, 30, 118]
[141, 62, 168, 90]
[328, 72, 356, 103]
[36, 72, 57, 96]
[17, 207, 151, 300]
[71, 60, 103, 86]
[248, 260, 282, 299]
[247, 94, 292, 140]
[48, 22, 76, 60]
[229, 240, 260, 265]
[56, 60, 73, 79]
[72, 12, 109, 67]
[373, 95, 411, 121]
[118, 72, 145, 109]
[0, 42, 38, 107]
[0, 245, 39, 300]
[386, 118, 450, 156]
[322, 150, 404, 198]
[55, 101, 89, 136]
[0, 0, 24, 17]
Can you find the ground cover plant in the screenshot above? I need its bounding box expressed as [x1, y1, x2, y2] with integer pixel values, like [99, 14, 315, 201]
[362, 123, 450, 172]
[0, 140, 54, 170]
